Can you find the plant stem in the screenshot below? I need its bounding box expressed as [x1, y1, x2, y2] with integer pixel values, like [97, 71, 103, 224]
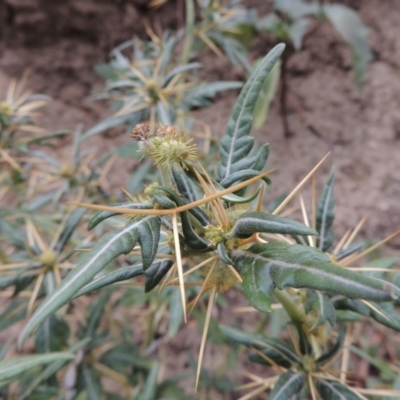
[181, 0, 195, 66]
[274, 289, 305, 325]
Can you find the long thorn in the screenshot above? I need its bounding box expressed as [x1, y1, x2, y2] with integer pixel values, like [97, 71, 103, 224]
[195, 286, 216, 391]
[343, 212, 370, 250]
[341, 229, 400, 267]
[71, 170, 274, 216]
[172, 213, 186, 323]
[273, 153, 330, 215]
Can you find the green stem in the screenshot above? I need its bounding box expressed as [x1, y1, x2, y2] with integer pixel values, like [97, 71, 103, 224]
[175, 0, 196, 110]
[180, 0, 195, 66]
[274, 289, 305, 327]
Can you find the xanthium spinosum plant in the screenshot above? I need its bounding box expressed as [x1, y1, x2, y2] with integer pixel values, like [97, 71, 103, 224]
[16, 44, 400, 398]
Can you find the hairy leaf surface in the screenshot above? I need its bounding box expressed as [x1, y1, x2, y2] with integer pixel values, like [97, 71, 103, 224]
[219, 43, 285, 179]
[317, 379, 359, 400]
[231, 211, 317, 239]
[88, 202, 152, 231]
[269, 371, 304, 400]
[233, 243, 399, 312]
[316, 169, 335, 251]
[19, 217, 160, 347]
[0, 353, 74, 382]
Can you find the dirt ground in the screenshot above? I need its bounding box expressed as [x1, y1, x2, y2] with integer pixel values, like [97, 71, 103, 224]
[1, 0, 400, 397]
[1, 0, 399, 250]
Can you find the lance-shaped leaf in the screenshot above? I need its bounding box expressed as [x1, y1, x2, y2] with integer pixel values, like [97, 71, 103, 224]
[156, 186, 212, 252]
[316, 324, 346, 365]
[219, 325, 300, 364]
[18, 217, 160, 347]
[219, 43, 285, 180]
[145, 259, 174, 292]
[74, 264, 144, 298]
[232, 243, 400, 312]
[253, 59, 280, 129]
[0, 352, 74, 382]
[231, 211, 317, 239]
[316, 379, 359, 400]
[305, 290, 336, 331]
[54, 208, 86, 254]
[171, 165, 211, 226]
[35, 315, 70, 353]
[248, 348, 292, 369]
[19, 338, 91, 400]
[219, 167, 271, 189]
[87, 201, 152, 231]
[269, 371, 305, 400]
[334, 298, 400, 332]
[316, 169, 335, 251]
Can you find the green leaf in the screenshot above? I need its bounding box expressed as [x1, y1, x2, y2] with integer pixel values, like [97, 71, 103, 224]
[316, 379, 359, 400]
[219, 324, 300, 364]
[241, 258, 273, 312]
[253, 59, 280, 128]
[323, 4, 372, 86]
[115, 141, 141, 158]
[184, 81, 243, 108]
[82, 291, 111, 338]
[82, 365, 102, 399]
[248, 347, 292, 368]
[289, 18, 312, 50]
[219, 168, 271, 189]
[316, 325, 345, 365]
[269, 371, 304, 400]
[18, 217, 160, 347]
[305, 290, 336, 330]
[82, 114, 135, 140]
[87, 202, 152, 231]
[145, 259, 174, 292]
[316, 169, 335, 251]
[141, 362, 159, 400]
[334, 298, 400, 332]
[0, 300, 27, 332]
[171, 165, 210, 226]
[0, 353, 73, 382]
[74, 264, 144, 298]
[233, 243, 400, 307]
[219, 43, 285, 180]
[19, 338, 91, 400]
[155, 186, 212, 252]
[54, 208, 86, 254]
[231, 211, 317, 239]
[35, 315, 70, 353]
[274, 0, 320, 20]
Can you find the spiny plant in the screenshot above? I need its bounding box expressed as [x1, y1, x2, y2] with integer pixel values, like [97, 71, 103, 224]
[86, 30, 242, 139]
[11, 43, 400, 398]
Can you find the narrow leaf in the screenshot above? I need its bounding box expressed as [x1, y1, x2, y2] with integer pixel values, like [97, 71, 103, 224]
[334, 298, 400, 332]
[231, 211, 317, 239]
[269, 371, 305, 400]
[145, 259, 174, 292]
[0, 353, 73, 382]
[316, 325, 345, 365]
[317, 169, 335, 251]
[324, 4, 372, 86]
[317, 379, 359, 400]
[305, 290, 336, 330]
[18, 217, 159, 347]
[233, 243, 400, 306]
[253, 59, 280, 128]
[87, 202, 152, 230]
[220, 324, 300, 364]
[219, 43, 285, 179]
[74, 264, 144, 298]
